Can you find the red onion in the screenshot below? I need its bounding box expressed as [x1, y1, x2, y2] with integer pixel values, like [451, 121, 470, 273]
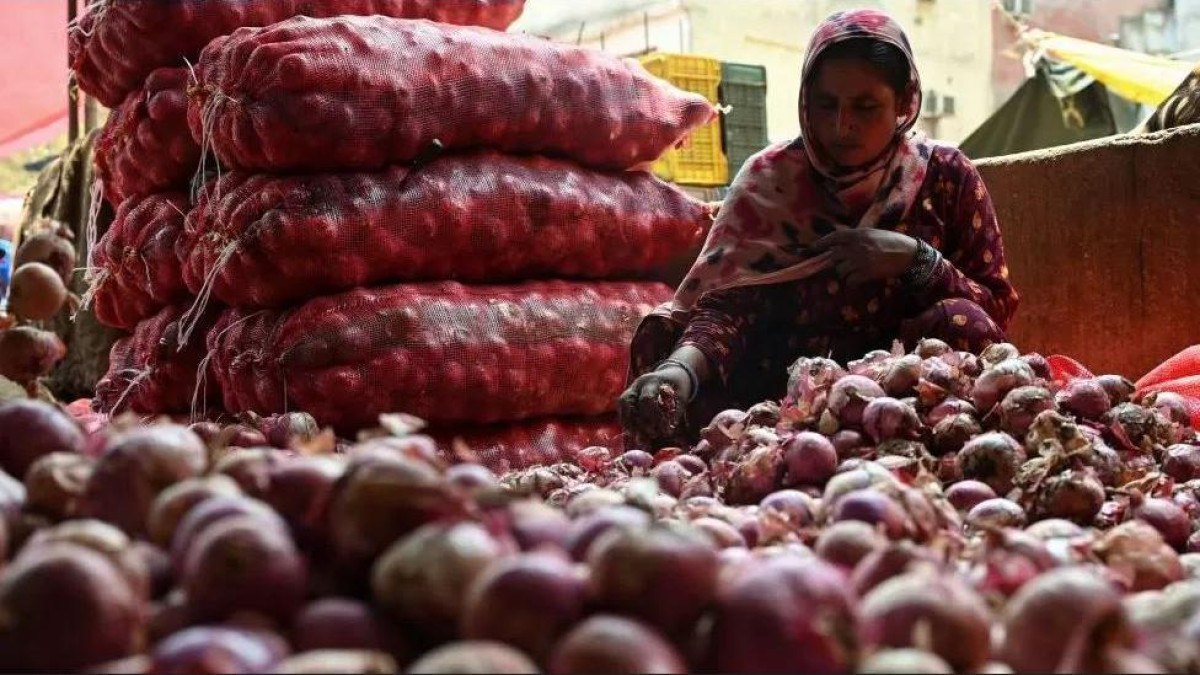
[932, 413, 981, 456]
[149, 626, 289, 674]
[349, 434, 441, 466]
[1134, 498, 1192, 551]
[79, 424, 207, 538]
[815, 519, 886, 569]
[274, 651, 398, 674]
[1164, 444, 1200, 482]
[862, 397, 921, 444]
[0, 400, 85, 480]
[724, 445, 785, 506]
[183, 514, 308, 623]
[915, 338, 952, 358]
[1020, 352, 1052, 379]
[1095, 374, 1137, 406]
[745, 400, 782, 428]
[588, 521, 719, 640]
[945, 480, 997, 512]
[1031, 469, 1106, 524]
[1145, 391, 1192, 427]
[981, 343, 1021, 367]
[549, 616, 686, 674]
[828, 375, 885, 429]
[830, 429, 868, 459]
[859, 649, 953, 673]
[506, 499, 571, 552]
[327, 453, 467, 581]
[860, 572, 993, 672]
[147, 475, 243, 548]
[0, 468, 24, 532]
[692, 517, 747, 549]
[15, 231, 75, 284]
[257, 412, 319, 448]
[372, 521, 516, 641]
[970, 359, 1034, 414]
[958, 432, 1025, 495]
[169, 495, 287, 575]
[212, 448, 286, 499]
[445, 463, 498, 494]
[760, 490, 816, 528]
[22, 519, 152, 602]
[822, 461, 898, 510]
[261, 455, 344, 550]
[1056, 378, 1114, 421]
[462, 551, 587, 664]
[674, 454, 707, 476]
[700, 410, 748, 453]
[878, 355, 922, 397]
[218, 424, 269, 449]
[616, 450, 654, 475]
[188, 422, 222, 446]
[926, 397, 978, 427]
[850, 542, 933, 597]
[292, 598, 384, 652]
[85, 655, 152, 674]
[967, 498, 1028, 530]
[779, 432, 837, 488]
[936, 453, 963, 484]
[650, 460, 690, 498]
[706, 556, 859, 673]
[0, 543, 143, 671]
[998, 386, 1053, 438]
[1094, 521, 1185, 592]
[133, 541, 172, 600]
[1024, 518, 1086, 540]
[1107, 403, 1175, 450]
[829, 489, 909, 539]
[23, 451, 93, 520]
[1001, 567, 1133, 672]
[787, 357, 846, 396]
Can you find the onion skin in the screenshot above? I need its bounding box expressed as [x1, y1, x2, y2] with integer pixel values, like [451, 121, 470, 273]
[24, 451, 93, 520]
[588, 521, 719, 640]
[461, 551, 588, 664]
[1031, 469, 1106, 525]
[1094, 521, 1185, 592]
[968, 498, 1028, 530]
[782, 432, 838, 488]
[147, 475, 243, 549]
[859, 572, 994, 672]
[1001, 567, 1134, 673]
[22, 519, 152, 603]
[828, 376, 885, 430]
[760, 490, 816, 528]
[862, 397, 922, 444]
[1056, 378, 1114, 421]
[0, 543, 144, 672]
[0, 399, 85, 480]
[15, 232, 75, 285]
[548, 616, 685, 674]
[1163, 444, 1200, 482]
[932, 414, 981, 456]
[815, 520, 887, 570]
[970, 359, 1034, 413]
[1134, 498, 1191, 551]
[958, 432, 1025, 495]
[9, 262, 68, 321]
[998, 386, 1053, 439]
[706, 556, 859, 673]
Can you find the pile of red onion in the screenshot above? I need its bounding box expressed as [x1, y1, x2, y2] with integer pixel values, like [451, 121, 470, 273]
[1, 339, 1198, 673]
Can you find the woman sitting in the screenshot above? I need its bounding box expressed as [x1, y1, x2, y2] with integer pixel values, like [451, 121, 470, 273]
[619, 9, 1019, 445]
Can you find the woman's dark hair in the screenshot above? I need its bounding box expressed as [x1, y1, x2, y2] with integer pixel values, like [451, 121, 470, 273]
[813, 38, 910, 96]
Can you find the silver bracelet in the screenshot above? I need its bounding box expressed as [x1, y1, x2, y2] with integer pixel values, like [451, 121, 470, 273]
[901, 239, 942, 288]
[656, 359, 699, 403]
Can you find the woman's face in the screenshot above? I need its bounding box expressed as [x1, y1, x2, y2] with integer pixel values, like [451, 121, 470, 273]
[807, 57, 910, 169]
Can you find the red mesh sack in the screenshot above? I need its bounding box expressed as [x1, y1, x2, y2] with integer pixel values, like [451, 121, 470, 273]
[94, 302, 223, 416]
[88, 192, 191, 331]
[207, 280, 672, 432]
[94, 67, 200, 206]
[434, 417, 625, 475]
[1048, 354, 1095, 387]
[1136, 346, 1200, 427]
[182, 153, 708, 308]
[69, 0, 527, 108]
[189, 15, 718, 173]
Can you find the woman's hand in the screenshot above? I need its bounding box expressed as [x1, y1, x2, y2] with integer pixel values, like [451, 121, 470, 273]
[618, 367, 692, 442]
[809, 229, 920, 286]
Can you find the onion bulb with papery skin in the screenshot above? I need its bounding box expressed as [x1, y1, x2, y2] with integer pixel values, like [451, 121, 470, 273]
[23, 452, 94, 521]
[862, 397, 921, 444]
[781, 432, 838, 487]
[932, 414, 981, 456]
[1056, 378, 1114, 421]
[859, 649, 953, 674]
[971, 359, 1035, 414]
[0, 400, 85, 481]
[958, 432, 1025, 495]
[815, 519, 887, 569]
[1164, 444, 1200, 482]
[1144, 391, 1192, 427]
[0, 327, 67, 389]
[945, 480, 997, 513]
[8, 262, 68, 321]
[998, 386, 1053, 439]
[15, 232, 75, 285]
[548, 616, 686, 675]
[828, 376, 885, 430]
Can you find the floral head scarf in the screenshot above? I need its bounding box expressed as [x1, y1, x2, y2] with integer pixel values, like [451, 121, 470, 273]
[660, 9, 934, 322]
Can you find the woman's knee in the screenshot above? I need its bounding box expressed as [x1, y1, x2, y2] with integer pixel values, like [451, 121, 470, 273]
[901, 299, 1005, 353]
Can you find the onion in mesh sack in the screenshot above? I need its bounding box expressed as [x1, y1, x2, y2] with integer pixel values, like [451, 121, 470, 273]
[371, 521, 516, 642]
[461, 550, 588, 664]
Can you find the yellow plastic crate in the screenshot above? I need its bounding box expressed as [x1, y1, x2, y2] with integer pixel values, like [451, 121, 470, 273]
[639, 53, 729, 187]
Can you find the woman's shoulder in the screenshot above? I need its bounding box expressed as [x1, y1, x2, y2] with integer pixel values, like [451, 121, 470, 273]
[925, 142, 978, 176]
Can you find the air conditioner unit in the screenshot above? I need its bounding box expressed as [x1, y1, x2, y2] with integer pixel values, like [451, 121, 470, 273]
[1002, 0, 1034, 17]
[922, 91, 944, 118]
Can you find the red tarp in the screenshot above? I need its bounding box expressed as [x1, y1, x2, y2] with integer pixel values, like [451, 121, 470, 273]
[0, 1, 69, 158]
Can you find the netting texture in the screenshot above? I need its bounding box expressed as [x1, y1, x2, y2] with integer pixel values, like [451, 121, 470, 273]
[182, 153, 707, 308]
[188, 15, 717, 173]
[90, 192, 192, 331]
[1136, 346, 1200, 427]
[94, 302, 223, 415]
[69, 0, 528, 107]
[433, 417, 625, 475]
[94, 67, 200, 206]
[207, 281, 672, 431]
